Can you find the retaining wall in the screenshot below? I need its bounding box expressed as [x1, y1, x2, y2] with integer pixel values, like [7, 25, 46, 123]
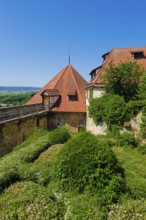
[0, 111, 48, 157]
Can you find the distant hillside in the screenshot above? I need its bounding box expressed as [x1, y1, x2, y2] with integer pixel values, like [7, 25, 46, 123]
[0, 86, 41, 93]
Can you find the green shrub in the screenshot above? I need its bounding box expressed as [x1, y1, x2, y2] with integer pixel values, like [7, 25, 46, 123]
[0, 168, 20, 192]
[103, 60, 145, 102]
[53, 132, 126, 205]
[116, 132, 136, 147]
[89, 94, 127, 130]
[126, 100, 144, 120]
[48, 127, 70, 145]
[107, 126, 137, 148]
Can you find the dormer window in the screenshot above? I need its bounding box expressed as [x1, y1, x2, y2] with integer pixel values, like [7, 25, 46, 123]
[91, 71, 96, 80]
[68, 88, 77, 102]
[131, 51, 145, 59]
[68, 95, 76, 102]
[89, 65, 102, 81]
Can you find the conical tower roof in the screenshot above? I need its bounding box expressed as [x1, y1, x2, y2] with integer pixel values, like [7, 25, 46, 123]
[27, 64, 87, 112]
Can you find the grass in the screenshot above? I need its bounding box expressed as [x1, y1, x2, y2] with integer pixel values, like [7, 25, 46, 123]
[113, 146, 146, 199]
[18, 144, 64, 186]
[0, 181, 65, 220]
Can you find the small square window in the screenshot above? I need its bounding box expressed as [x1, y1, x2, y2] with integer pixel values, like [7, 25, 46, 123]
[131, 51, 145, 59]
[79, 118, 85, 126]
[68, 95, 76, 102]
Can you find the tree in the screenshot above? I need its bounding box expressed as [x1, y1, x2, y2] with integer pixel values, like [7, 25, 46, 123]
[103, 61, 145, 102]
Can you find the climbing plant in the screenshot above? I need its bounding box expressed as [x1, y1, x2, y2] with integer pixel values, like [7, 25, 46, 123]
[89, 94, 127, 130]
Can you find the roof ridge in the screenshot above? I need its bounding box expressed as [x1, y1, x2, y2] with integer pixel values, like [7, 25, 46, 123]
[54, 65, 69, 88]
[112, 47, 146, 50]
[70, 65, 85, 102]
[92, 48, 114, 85]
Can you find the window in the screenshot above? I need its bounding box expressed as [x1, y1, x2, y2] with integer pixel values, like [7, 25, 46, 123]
[68, 95, 76, 102]
[131, 51, 145, 59]
[79, 118, 85, 126]
[91, 71, 96, 80]
[56, 119, 66, 127]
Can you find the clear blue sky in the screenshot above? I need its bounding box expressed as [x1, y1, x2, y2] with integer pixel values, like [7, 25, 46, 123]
[0, 0, 146, 87]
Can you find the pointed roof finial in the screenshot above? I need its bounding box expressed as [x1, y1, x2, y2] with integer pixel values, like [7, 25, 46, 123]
[68, 55, 71, 64]
[68, 43, 71, 65]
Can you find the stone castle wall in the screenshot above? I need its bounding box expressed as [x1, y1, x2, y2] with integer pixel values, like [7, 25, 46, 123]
[48, 112, 86, 132]
[0, 112, 48, 157]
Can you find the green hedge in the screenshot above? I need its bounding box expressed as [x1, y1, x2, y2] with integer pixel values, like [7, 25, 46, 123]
[53, 132, 126, 205]
[0, 127, 70, 193]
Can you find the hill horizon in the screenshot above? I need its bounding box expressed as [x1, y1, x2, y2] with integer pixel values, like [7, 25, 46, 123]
[0, 86, 41, 93]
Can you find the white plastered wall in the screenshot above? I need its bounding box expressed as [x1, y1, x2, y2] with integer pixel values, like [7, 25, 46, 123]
[86, 87, 106, 135]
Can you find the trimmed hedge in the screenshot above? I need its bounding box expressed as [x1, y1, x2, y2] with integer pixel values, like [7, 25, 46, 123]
[53, 132, 126, 205]
[0, 127, 70, 193]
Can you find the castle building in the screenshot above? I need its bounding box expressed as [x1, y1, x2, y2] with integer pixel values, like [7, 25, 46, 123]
[86, 47, 146, 134]
[27, 47, 146, 134]
[27, 64, 87, 131]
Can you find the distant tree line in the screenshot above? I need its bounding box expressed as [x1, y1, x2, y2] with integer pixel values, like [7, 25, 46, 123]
[0, 92, 35, 107]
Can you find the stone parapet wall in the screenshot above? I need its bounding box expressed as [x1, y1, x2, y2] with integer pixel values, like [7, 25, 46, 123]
[0, 103, 45, 122]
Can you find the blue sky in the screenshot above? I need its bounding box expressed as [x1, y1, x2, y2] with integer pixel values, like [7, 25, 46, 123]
[0, 0, 146, 87]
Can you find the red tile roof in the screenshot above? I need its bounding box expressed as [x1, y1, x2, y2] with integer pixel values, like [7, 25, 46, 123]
[87, 47, 146, 88]
[27, 64, 87, 113]
[41, 89, 61, 96]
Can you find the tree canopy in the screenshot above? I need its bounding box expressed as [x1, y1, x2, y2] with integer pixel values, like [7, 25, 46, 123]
[103, 61, 146, 102]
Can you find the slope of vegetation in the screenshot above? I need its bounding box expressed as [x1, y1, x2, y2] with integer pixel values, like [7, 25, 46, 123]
[0, 126, 146, 219]
[0, 127, 70, 193]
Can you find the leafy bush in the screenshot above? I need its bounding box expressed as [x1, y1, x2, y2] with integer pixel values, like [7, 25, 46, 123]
[89, 94, 127, 130]
[105, 95, 127, 129]
[0, 181, 66, 220]
[88, 94, 109, 123]
[117, 132, 137, 147]
[126, 100, 144, 122]
[108, 130, 137, 148]
[0, 168, 20, 192]
[53, 132, 126, 205]
[103, 61, 145, 102]
[48, 127, 70, 145]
